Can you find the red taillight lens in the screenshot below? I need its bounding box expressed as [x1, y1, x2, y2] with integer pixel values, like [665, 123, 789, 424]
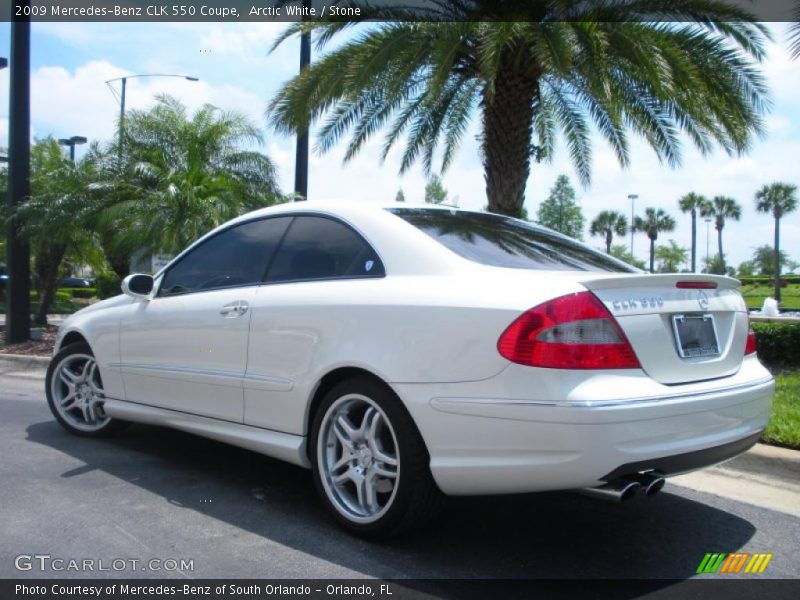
[745, 328, 757, 355]
[497, 292, 641, 369]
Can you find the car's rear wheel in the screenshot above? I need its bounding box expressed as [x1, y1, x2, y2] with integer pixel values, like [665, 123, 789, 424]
[310, 377, 443, 538]
[46, 342, 128, 437]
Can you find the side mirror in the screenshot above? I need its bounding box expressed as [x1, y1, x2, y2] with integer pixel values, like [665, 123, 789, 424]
[121, 274, 154, 299]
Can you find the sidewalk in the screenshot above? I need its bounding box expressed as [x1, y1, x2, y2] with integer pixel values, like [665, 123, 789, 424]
[671, 443, 800, 518]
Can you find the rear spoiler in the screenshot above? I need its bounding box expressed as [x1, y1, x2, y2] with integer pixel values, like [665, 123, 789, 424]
[579, 273, 741, 291]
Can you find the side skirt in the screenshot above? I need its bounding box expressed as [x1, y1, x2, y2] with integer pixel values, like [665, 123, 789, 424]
[103, 398, 310, 468]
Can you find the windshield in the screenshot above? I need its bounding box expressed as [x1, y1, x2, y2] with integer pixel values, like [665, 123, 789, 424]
[388, 208, 636, 273]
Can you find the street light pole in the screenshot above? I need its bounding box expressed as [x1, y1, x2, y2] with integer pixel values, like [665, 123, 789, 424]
[628, 194, 638, 257]
[294, 0, 312, 201]
[5, 17, 32, 343]
[105, 74, 199, 151]
[58, 136, 88, 162]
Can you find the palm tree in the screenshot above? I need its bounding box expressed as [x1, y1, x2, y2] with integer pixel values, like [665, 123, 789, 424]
[14, 138, 105, 325]
[790, 2, 800, 59]
[633, 208, 676, 274]
[755, 182, 799, 303]
[103, 95, 283, 258]
[700, 196, 742, 274]
[267, 4, 769, 218]
[678, 192, 707, 273]
[590, 211, 627, 254]
[655, 240, 689, 273]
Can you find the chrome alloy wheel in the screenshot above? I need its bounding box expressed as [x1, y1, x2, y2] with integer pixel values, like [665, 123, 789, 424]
[318, 394, 400, 523]
[50, 353, 110, 432]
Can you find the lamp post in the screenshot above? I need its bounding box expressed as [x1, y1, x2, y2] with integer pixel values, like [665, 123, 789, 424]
[105, 74, 199, 151]
[6, 17, 32, 343]
[58, 135, 88, 162]
[628, 194, 638, 257]
[294, 0, 312, 201]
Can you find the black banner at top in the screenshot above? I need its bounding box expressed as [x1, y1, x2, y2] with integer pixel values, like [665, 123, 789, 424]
[1, 0, 799, 23]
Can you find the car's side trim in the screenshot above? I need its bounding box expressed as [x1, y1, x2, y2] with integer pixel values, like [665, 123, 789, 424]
[111, 362, 295, 392]
[432, 376, 774, 410]
[102, 398, 310, 468]
[111, 362, 243, 388]
[242, 373, 294, 392]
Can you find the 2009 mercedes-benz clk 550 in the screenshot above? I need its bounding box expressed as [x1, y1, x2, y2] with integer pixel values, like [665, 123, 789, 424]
[47, 201, 774, 537]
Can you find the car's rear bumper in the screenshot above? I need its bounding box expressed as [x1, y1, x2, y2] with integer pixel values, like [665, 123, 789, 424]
[392, 357, 774, 495]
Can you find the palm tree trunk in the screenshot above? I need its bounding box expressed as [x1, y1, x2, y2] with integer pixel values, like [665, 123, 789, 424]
[649, 237, 656, 273]
[717, 226, 724, 272]
[34, 244, 67, 327]
[775, 216, 782, 303]
[606, 231, 612, 254]
[690, 210, 697, 272]
[482, 62, 538, 217]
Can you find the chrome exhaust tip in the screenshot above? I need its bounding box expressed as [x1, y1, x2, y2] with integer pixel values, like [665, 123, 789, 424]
[580, 479, 641, 503]
[634, 473, 666, 497]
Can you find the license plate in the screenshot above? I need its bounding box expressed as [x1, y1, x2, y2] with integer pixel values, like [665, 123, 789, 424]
[672, 314, 720, 358]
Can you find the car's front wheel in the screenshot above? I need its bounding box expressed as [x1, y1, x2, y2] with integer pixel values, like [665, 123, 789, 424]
[46, 342, 128, 437]
[310, 377, 443, 538]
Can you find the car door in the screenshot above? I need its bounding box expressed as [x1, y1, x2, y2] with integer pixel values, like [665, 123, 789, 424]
[119, 216, 292, 422]
[244, 215, 386, 433]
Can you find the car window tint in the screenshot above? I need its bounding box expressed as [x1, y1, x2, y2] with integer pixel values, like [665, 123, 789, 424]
[388, 208, 636, 272]
[159, 217, 292, 296]
[267, 216, 384, 283]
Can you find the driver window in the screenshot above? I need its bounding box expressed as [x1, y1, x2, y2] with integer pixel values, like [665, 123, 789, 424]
[158, 217, 291, 296]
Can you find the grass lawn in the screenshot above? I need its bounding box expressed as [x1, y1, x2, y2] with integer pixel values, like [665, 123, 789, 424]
[741, 282, 800, 311]
[763, 370, 800, 450]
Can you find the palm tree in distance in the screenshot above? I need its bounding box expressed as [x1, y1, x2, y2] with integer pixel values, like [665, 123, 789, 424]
[678, 192, 708, 273]
[700, 196, 742, 274]
[590, 211, 628, 254]
[755, 182, 798, 303]
[634, 208, 676, 274]
[103, 95, 283, 258]
[268, 3, 769, 218]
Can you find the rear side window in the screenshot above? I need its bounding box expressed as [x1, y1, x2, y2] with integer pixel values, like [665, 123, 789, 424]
[267, 216, 385, 283]
[159, 217, 292, 296]
[388, 208, 635, 272]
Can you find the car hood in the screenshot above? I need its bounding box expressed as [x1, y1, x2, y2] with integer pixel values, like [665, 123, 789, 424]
[71, 294, 135, 317]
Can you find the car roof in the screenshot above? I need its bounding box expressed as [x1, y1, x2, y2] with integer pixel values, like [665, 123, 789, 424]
[154, 201, 476, 279]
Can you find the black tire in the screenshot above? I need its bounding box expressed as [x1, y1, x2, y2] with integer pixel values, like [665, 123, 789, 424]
[310, 376, 443, 538]
[45, 341, 129, 438]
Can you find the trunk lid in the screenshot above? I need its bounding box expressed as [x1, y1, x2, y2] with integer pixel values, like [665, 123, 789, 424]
[581, 273, 748, 384]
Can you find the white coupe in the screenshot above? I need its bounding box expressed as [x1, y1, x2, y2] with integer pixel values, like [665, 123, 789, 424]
[47, 202, 774, 537]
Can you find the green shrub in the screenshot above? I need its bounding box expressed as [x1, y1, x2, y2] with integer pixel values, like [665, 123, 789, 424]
[739, 275, 800, 286]
[61, 287, 97, 299]
[752, 322, 800, 369]
[54, 290, 71, 302]
[95, 272, 122, 299]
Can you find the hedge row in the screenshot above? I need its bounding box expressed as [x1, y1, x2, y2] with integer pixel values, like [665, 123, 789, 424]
[752, 322, 800, 369]
[60, 287, 97, 299]
[739, 275, 800, 286]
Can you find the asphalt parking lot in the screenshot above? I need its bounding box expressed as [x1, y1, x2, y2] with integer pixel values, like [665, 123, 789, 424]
[2, 368, 800, 588]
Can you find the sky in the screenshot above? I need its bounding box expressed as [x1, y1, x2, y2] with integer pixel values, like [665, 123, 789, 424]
[0, 21, 799, 269]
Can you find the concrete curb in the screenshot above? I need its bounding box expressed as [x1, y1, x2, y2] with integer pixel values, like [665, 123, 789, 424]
[0, 353, 51, 368]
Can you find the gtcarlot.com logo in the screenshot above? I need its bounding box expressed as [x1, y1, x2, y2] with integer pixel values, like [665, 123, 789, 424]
[696, 552, 773, 574]
[14, 554, 194, 572]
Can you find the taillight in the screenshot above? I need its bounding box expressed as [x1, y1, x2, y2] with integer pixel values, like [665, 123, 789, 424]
[497, 291, 641, 369]
[745, 315, 757, 355]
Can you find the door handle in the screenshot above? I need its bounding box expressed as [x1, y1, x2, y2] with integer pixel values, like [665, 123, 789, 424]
[220, 301, 249, 318]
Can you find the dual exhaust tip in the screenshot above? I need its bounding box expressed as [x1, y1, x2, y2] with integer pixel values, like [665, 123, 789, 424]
[580, 473, 665, 503]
